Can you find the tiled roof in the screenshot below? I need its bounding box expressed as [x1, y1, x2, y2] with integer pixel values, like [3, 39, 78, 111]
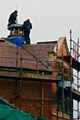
[0, 39, 57, 71]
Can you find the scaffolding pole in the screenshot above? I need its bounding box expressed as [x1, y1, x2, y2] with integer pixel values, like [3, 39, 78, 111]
[70, 29, 73, 120]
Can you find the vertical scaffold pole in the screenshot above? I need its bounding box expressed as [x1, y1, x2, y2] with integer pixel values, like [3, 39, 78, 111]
[56, 40, 58, 120]
[15, 44, 18, 107]
[70, 29, 73, 120]
[77, 38, 79, 120]
[62, 50, 64, 120]
[19, 54, 23, 109]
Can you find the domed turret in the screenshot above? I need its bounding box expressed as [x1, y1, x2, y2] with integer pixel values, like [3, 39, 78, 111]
[8, 24, 25, 46]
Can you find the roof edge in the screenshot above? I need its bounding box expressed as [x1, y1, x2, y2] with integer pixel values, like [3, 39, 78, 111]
[37, 41, 57, 44]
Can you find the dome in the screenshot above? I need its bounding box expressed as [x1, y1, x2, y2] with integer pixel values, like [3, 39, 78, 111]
[8, 37, 25, 46]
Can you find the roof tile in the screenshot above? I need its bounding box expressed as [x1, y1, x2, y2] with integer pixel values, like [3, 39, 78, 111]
[0, 40, 57, 71]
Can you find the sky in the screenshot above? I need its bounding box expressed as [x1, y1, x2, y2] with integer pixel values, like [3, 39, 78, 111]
[0, 0, 80, 45]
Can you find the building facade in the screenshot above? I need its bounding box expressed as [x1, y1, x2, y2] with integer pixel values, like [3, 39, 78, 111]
[0, 25, 79, 120]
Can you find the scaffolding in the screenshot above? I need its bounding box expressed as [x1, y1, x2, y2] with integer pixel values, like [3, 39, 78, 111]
[69, 30, 80, 120]
[0, 29, 80, 120]
[55, 30, 80, 120]
[0, 43, 73, 119]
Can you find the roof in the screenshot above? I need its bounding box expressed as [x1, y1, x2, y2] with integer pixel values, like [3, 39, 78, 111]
[21, 42, 57, 70]
[0, 37, 66, 71]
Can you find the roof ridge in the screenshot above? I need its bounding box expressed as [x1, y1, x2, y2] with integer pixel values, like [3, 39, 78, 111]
[37, 41, 57, 44]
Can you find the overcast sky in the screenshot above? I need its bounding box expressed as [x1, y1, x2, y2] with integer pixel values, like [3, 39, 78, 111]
[0, 0, 80, 44]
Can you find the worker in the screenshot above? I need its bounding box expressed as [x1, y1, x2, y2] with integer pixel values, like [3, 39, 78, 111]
[7, 10, 18, 29]
[23, 19, 32, 44]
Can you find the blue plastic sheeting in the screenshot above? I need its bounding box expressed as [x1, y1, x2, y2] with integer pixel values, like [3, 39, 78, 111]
[8, 37, 24, 46]
[58, 81, 71, 88]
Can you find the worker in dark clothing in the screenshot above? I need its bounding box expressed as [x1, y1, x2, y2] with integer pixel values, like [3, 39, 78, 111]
[7, 10, 18, 29]
[23, 19, 32, 44]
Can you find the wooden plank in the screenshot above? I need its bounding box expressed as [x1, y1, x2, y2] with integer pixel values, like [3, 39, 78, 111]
[71, 88, 80, 96]
[71, 88, 80, 101]
[52, 112, 70, 119]
[0, 70, 62, 83]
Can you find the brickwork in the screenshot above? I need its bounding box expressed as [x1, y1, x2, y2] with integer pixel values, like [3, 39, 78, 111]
[58, 41, 69, 56]
[0, 80, 53, 119]
[0, 37, 70, 120]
